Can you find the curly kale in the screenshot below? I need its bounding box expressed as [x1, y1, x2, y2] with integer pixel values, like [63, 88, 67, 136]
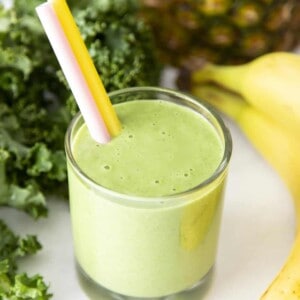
[0, 220, 51, 299]
[0, 1, 71, 217]
[62, 0, 162, 100]
[0, 1, 72, 149]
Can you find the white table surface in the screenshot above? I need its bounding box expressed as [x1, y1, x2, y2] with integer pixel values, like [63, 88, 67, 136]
[0, 67, 296, 300]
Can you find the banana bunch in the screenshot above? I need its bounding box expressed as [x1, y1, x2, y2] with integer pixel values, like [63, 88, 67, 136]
[180, 52, 300, 299]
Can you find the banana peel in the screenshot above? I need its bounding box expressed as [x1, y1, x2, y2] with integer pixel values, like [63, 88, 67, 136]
[186, 52, 300, 138]
[191, 83, 300, 299]
[262, 234, 300, 299]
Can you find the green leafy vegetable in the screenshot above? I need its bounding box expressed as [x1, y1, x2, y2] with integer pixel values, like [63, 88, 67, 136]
[0, 220, 51, 299]
[61, 0, 162, 101]
[0, 0, 71, 214]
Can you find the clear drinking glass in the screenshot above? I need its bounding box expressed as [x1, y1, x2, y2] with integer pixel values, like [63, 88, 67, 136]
[65, 87, 232, 299]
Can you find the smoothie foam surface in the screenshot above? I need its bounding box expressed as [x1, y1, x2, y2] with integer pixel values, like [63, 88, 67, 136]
[72, 100, 223, 197]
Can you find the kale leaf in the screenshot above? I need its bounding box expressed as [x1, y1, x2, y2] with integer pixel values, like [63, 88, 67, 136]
[60, 0, 162, 101]
[0, 1, 71, 216]
[0, 220, 52, 299]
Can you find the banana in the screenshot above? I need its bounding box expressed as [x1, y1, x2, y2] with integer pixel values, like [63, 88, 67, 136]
[191, 83, 300, 299]
[189, 52, 300, 138]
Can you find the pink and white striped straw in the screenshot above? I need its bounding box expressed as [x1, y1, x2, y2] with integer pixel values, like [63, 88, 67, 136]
[36, 3, 110, 144]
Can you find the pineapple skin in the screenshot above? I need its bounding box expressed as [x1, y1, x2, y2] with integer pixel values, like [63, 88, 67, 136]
[139, 0, 300, 68]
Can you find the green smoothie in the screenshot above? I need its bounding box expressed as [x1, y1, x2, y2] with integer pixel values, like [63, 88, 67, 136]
[73, 100, 223, 196]
[66, 94, 230, 298]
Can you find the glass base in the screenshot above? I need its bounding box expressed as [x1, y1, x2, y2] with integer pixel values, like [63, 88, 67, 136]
[76, 262, 214, 300]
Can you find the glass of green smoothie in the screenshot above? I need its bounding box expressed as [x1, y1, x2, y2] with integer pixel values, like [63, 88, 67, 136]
[65, 87, 232, 299]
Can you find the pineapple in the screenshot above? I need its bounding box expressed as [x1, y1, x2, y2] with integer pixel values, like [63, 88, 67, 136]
[139, 0, 300, 68]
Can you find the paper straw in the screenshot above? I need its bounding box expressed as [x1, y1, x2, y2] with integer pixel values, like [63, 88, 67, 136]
[48, 0, 121, 137]
[36, 3, 110, 144]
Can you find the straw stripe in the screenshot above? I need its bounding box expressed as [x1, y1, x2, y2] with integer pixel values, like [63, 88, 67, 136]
[48, 0, 122, 137]
[36, 3, 110, 144]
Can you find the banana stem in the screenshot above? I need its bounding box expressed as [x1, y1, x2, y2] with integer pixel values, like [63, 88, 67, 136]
[191, 63, 248, 95]
[191, 84, 247, 122]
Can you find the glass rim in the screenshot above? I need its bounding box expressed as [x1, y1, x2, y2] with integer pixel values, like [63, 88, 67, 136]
[65, 86, 232, 206]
